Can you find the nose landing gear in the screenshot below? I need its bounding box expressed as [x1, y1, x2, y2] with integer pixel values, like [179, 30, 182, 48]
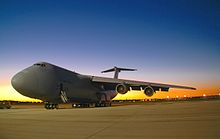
[44, 102, 58, 109]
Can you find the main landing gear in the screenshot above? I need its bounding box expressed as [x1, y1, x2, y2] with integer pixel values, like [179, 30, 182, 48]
[95, 102, 111, 107]
[71, 102, 112, 108]
[44, 102, 112, 109]
[44, 103, 58, 109]
[72, 103, 95, 108]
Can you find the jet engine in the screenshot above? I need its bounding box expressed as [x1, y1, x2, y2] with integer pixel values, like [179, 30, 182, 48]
[144, 86, 155, 97]
[116, 83, 129, 94]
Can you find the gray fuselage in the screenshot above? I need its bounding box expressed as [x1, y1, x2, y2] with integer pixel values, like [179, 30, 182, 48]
[11, 62, 117, 103]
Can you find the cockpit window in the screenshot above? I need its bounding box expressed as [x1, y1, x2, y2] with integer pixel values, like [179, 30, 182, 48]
[34, 63, 46, 67]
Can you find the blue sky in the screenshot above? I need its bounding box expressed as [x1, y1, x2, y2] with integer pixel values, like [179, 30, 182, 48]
[0, 0, 220, 88]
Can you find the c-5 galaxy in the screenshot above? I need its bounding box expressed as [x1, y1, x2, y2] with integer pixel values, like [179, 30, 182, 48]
[11, 62, 196, 109]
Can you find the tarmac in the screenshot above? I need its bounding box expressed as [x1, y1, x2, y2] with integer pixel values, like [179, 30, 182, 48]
[0, 100, 220, 139]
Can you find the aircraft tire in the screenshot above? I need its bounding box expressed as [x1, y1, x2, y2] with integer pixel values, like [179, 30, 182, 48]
[45, 103, 58, 110]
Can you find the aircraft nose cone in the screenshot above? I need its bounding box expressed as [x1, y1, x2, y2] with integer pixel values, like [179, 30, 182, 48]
[11, 72, 25, 92]
[11, 70, 38, 97]
[11, 73, 21, 91]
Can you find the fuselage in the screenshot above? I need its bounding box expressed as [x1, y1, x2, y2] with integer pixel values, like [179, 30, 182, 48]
[11, 62, 117, 103]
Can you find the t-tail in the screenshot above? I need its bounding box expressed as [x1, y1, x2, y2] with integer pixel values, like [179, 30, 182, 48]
[101, 66, 137, 79]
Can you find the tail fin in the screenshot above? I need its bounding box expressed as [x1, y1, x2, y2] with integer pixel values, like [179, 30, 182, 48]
[101, 66, 137, 79]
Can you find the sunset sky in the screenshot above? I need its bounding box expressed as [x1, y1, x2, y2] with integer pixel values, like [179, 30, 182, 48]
[0, 0, 220, 101]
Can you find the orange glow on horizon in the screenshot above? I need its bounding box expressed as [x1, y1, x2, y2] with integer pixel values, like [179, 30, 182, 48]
[0, 84, 42, 102]
[0, 79, 219, 102]
[113, 87, 220, 100]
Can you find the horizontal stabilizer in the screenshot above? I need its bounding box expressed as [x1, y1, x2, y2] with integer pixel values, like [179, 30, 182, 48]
[102, 66, 137, 79]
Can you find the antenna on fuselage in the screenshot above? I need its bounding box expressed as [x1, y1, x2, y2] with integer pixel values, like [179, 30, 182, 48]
[101, 66, 137, 79]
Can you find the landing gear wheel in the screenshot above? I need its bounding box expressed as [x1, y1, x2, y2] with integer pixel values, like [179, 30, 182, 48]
[95, 102, 111, 107]
[44, 103, 58, 110]
[72, 103, 95, 108]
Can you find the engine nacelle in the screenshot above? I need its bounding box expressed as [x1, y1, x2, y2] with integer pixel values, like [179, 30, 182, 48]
[116, 83, 129, 94]
[144, 86, 155, 97]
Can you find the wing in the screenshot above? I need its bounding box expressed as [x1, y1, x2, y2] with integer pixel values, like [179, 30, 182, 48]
[91, 76, 196, 92]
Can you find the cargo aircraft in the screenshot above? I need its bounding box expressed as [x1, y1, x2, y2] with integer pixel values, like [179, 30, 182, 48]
[11, 62, 196, 109]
